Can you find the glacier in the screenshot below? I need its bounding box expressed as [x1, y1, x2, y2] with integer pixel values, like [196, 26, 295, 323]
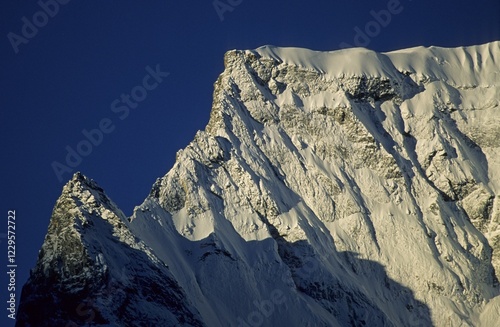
[17, 42, 500, 326]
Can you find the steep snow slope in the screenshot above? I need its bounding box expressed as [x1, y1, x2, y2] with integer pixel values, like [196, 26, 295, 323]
[16, 173, 204, 326]
[18, 42, 500, 326]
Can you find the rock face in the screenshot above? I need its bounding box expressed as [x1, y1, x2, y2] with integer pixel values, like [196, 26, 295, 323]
[16, 173, 203, 327]
[17, 42, 500, 326]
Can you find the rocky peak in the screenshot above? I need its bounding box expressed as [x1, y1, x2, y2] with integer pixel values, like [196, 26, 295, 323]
[16, 172, 204, 326]
[17, 42, 500, 326]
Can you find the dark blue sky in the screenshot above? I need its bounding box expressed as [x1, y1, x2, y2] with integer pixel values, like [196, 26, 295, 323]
[1, 0, 499, 325]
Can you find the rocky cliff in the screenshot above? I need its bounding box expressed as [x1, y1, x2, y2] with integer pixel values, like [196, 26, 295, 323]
[18, 42, 500, 326]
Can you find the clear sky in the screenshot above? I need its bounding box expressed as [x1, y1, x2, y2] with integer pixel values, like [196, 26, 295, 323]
[1, 0, 499, 325]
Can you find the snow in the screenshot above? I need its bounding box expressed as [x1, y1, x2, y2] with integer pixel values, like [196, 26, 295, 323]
[134, 40, 500, 325]
[254, 42, 500, 87]
[18, 42, 500, 326]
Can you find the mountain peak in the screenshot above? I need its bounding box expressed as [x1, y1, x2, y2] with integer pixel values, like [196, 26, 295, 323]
[17, 173, 204, 326]
[17, 42, 500, 326]
[65, 171, 104, 194]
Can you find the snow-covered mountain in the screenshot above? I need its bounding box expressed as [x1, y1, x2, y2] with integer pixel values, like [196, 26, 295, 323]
[17, 42, 500, 326]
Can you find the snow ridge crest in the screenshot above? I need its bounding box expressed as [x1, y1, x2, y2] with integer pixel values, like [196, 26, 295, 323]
[17, 42, 500, 327]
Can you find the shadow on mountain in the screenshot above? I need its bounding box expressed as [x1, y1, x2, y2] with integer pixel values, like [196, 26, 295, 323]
[16, 185, 433, 327]
[15, 212, 204, 327]
[261, 217, 433, 327]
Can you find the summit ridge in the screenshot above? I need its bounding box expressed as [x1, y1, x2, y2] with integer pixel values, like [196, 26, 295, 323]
[17, 42, 500, 326]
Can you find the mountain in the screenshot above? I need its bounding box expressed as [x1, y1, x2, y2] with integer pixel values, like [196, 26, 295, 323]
[17, 42, 500, 326]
